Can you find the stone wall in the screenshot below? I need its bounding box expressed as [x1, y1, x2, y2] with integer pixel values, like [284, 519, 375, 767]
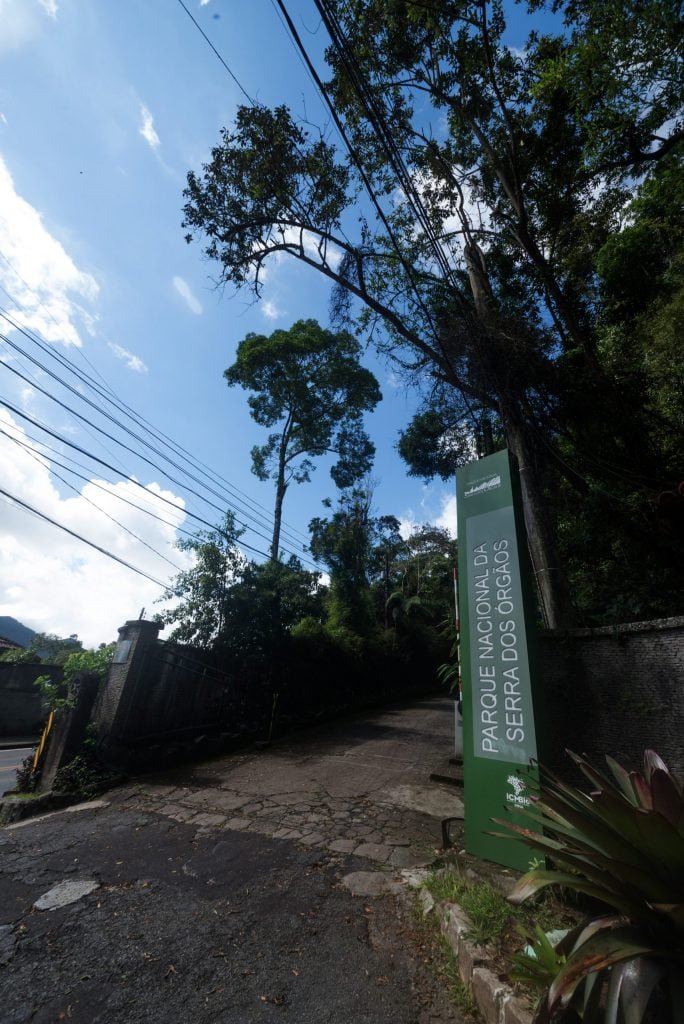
[93, 619, 442, 768]
[0, 664, 60, 736]
[93, 620, 251, 767]
[538, 616, 684, 781]
[92, 617, 684, 780]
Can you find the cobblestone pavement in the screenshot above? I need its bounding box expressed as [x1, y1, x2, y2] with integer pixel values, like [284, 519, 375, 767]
[120, 697, 464, 869]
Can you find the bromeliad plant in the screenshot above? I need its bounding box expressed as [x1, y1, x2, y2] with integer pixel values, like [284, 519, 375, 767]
[492, 751, 684, 1023]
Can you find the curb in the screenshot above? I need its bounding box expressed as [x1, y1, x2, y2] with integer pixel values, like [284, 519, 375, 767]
[0, 790, 79, 825]
[436, 902, 533, 1024]
[404, 872, 533, 1024]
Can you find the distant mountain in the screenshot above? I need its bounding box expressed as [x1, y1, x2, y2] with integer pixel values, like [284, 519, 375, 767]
[0, 617, 36, 648]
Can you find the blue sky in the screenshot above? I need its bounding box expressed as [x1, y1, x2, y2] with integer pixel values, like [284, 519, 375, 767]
[0, 0, 459, 646]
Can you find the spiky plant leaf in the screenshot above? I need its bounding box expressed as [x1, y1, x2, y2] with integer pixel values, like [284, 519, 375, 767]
[605, 957, 664, 1024]
[650, 769, 684, 829]
[548, 927, 661, 1011]
[644, 750, 670, 781]
[497, 751, 684, 1024]
[605, 755, 645, 806]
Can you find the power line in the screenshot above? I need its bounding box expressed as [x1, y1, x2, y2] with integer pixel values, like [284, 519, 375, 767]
[270, 0, 480, 423]
[4, 429, 186, 573]
[0, 295, 131, 477]
[0, 335, 321, 568]
[0, 304, 313, 551]
[0, 423, 204, 541]
[0, 485, 171, 589]
[175, 0, 255, 104]
[0, 395, 281, 563]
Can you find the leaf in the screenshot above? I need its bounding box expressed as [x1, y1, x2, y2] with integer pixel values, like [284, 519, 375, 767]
[548, 928, 658, 1012]
[605, 755, 643, 807]
[644, 750, 670, 783]
[649, 902, 684, 931]
[604, 957, 664, 1024]
[650, 768, 684, 830]
[629, 772, 654, 810]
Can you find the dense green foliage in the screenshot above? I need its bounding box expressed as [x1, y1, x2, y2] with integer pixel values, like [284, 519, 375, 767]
[225, 319, 380, 560]
[183, 0, 683, 624]
[160, 493, 456, 717]
[34, 644, 115, 712]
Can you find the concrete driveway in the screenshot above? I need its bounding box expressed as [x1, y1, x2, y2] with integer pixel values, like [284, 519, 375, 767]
[0, 697, 466, 1023]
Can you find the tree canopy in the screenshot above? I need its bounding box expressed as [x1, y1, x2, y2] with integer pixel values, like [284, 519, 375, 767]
[225, 319, 381, 560]
[156, 512, 246, 648]
[183, 0, 683, 624]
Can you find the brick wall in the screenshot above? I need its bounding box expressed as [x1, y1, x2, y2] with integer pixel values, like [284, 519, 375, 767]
[538, 616, 684, 781]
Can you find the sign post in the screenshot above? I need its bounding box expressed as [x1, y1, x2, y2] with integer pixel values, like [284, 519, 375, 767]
[456, 449, 541, 869]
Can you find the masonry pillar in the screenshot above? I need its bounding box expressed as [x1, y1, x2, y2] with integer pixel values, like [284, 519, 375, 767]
[38, 672, 100, 792]
[93, 619, 161, 762]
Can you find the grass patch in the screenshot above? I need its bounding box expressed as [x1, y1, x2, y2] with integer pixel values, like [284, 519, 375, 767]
[424, 869, 468, 905]
[423, 867, 579, 965]
[460, 882, 518, 946]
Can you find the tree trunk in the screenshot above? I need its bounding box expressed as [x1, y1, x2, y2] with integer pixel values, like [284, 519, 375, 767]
[502, 408, 575, 628]
[271, 449, 288, 562]
[463, 239, 575, 628]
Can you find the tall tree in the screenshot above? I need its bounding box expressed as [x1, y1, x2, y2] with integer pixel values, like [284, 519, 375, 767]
[183, 0, 682, 625]
[156, 513, 245, 648]
[225, 319, 381, 560]
[309, 485, 404, 634]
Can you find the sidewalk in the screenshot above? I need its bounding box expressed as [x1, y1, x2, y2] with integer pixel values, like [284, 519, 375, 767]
[0, 697, 468, 1024]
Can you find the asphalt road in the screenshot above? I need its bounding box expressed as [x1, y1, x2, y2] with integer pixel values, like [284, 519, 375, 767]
[0, 699, 468, 1024]
[0, 748, 30, 796]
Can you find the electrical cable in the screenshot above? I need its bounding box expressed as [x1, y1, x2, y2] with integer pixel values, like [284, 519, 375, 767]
[0, 344, 322, 568]
[0, 395, 282, 562]
[272, 0, 482, 428]
[0, 485, 170, 589]
[175, 0, 255, 104]
[4, 429, 186, 573]
[314, 0, 460, 288]
[0, 303, 313, 550]
[175, 0, 484, 472]
[0, 424, 204, 541]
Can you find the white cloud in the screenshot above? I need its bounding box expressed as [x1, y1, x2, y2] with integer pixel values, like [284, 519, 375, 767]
[199, 0, 211, 5]
[399, 488, 457, 541]
[0, 409, 193, 647]
[435, 493, 457, 538]
[278, 226, 342, 271]
[0, 154, 99, 347]
[0, 0, 53, 52]
[108, 342, 148, 373]
[172, 275, 203, 315]
[261, 299, 281, 321]
[138, 104, 160, 150]
[398, 514, 419, 540]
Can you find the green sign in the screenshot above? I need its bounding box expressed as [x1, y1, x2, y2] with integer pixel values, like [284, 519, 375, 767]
[456, 449, 540, 869]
